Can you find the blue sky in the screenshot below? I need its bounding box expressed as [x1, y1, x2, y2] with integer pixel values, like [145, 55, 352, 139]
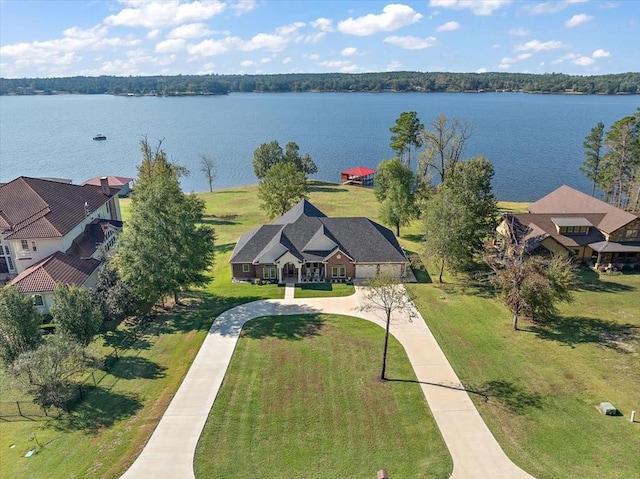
[1, 0, 638, 78]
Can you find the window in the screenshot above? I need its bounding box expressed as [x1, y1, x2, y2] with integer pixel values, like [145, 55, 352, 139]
[332, 265, 346, 278]
[21, 240, 29, 250]
[31, 241, 37, 252]
[625, 229, 639, 239]
[560, 226, 589, 235]
[4, 246, 9, 255]
[263, 266, 277, 279]
[33, 295, 44, 306]
[7, 256, 14, 270]
[242, 264, 251, 273]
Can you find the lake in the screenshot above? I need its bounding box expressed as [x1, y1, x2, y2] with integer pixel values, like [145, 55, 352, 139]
[0, 92, 637, 201]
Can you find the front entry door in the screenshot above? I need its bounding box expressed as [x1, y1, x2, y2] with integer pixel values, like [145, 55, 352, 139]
[286, 263, 295, 276]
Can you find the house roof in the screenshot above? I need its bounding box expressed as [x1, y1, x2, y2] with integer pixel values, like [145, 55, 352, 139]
[341, 166, 376, 177]
[528, 185, 637, 234]
[0, 177, 119, 240]
[66, 218, 123, 258]
[230, 199, 408, 265]
[505, 213, 606, 250]
[589, 241, 640, 253]
[82, 176, 134, 187]
[9, 251, 100, 294]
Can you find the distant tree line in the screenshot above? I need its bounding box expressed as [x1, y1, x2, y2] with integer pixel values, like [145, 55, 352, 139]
[1, 71, 639, 96]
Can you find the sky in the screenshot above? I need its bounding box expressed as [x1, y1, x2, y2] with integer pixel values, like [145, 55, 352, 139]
[0, 0, 639, 79]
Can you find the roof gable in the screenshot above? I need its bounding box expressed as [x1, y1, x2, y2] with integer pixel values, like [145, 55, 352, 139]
[528, 185, 637, 234]
[273, 199, 326, 225]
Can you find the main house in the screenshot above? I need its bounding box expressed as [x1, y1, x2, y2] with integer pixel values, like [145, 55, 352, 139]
[230, 199, 409, 283]
[0, 176, 123, 313]
[498, 185, 640, 269]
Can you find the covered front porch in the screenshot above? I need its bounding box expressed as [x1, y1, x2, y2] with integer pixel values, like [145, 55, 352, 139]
[279, 262, 327, 283]
[590, 241, 640, 271]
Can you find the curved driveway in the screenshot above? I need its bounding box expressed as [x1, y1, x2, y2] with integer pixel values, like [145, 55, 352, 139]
[121, 286, 535, 479]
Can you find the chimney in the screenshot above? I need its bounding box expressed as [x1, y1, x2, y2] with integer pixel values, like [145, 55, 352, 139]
[100, 177, 110, 195]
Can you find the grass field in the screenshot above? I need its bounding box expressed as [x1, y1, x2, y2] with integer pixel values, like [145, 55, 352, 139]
[2, 181, 638, 478]
[194, 314, 452, 479]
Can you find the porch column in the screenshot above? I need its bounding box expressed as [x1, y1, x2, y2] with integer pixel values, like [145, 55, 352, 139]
[297, 265, 302, 283]
[278, 266, 283, 283]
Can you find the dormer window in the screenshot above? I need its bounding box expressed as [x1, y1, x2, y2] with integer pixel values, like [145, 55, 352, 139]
[551, 217, 592, 235]
[20, 239, 29, 250]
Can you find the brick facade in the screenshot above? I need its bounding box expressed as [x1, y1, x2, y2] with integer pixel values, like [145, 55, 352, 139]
[325, 250, 355, 278]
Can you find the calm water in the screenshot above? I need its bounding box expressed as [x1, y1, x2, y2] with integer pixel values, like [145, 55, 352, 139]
[0, 92, 637, 201]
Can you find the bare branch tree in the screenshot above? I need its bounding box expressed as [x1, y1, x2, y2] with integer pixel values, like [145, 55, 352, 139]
[359, 274, 416, 380]
[199, 154, 218, 192]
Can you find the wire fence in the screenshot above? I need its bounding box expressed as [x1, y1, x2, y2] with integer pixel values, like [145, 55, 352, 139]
[0, 318, 153, 420]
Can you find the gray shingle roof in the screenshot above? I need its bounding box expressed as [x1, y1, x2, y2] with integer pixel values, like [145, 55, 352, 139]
[230, 199, 408, 265]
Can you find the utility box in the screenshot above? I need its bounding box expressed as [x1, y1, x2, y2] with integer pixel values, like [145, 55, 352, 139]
[599, 402, 618, 415]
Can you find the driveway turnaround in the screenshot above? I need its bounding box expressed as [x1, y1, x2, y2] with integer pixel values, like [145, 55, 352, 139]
[121, 287, 535, 479]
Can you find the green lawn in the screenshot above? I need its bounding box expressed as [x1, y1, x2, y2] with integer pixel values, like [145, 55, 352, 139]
[406, 270, 640, 479]
[194, 314, 452, 479]
[294, 282, 355, 298]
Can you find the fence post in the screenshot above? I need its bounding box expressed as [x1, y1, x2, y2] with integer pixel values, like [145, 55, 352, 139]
[92, 371, 96, 386]
[16, 401, 22, 417]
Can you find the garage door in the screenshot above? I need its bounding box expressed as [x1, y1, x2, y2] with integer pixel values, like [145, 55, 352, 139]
[355, 264, 377, 279]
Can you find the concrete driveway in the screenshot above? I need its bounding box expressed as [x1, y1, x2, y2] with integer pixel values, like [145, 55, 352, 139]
[121, 285, 535, 479]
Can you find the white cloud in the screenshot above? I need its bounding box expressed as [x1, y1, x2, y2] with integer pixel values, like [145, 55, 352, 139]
[523, 0, 586, 15]
[242, 33, 289, 52]
[436, 21, 460, 32]
[509, 27, 530, 36]
[551, 53, 578, 64]
[428, 0, 511, 16]
[303, 53, 320, 60]
[338, 4, 423, 36]
[318, 59, 359, 72]
[565, 13, 593, 28]
[276, 22, 306, 36]
[574, 55, 594, 66]
[105, 1, 226, 29]
[476, 67, 487, 73]
[304, 32, 326, 43]
[187, 37, 242, 57]
[498, 52, 532, 69]
[514, 39, 563, 52]
[282, 57, 293, 64]
[311, 17, 334, 32]
[592, 48, 610, 58]
[147, 29, 161, 40]
[384, 35, 437, 50]
[240, 59, 255, 67]
[167, 23, 214, 39]
[155, 38, 186, 53]
[198, 62, 216, 74]
[229, 0, 258, 15]
[341, 47, 358, 56]
[386, 60, 402, 71]
[260, 57, 272, 64]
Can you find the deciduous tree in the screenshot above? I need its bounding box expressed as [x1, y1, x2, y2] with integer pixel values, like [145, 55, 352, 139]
[252, 140, 317, 179]
[90, 262, 138, 322]
[0, 286, 42, 366]
[375, 158, 417, 236]
[258, 161, 308, 219]
[199, 154, 218, 192]
[50, 285, 103, 348]
[418, 115, 474, 184]
[389, 111, 424, 166]
[10, 335, 85, 410]
[360, 274, 416, 380]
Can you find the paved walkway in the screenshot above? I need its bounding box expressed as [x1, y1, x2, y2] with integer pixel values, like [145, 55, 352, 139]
[121, 287, 535, 479]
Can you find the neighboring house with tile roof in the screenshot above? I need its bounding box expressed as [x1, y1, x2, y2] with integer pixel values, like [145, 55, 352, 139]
[497, 185, 640, 269]
[230, 199, 409, 283]
[0, 176, 123, 313]
[82, 175, 134, 197]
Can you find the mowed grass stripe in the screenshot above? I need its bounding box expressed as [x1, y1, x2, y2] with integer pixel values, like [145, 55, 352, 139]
[194, 314, 452, 479]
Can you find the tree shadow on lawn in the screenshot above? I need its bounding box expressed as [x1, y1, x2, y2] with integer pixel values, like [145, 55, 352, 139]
[213, 242, 236, 255]
[297, 282, 333, 291]
[242, 314, 324, 340]
[308, 181, 348, 193]
[576, 268, 635, 293]
[386, 377, 543, 415]
[108, 356, 167, 380]
[201, 215, 238, 226]
[52, 387, 142, 434]
[527, 315, 638, 352]
[102, 329, 152, 351]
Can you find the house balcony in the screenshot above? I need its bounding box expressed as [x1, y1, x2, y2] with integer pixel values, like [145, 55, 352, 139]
[16, 250, 32, 260]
